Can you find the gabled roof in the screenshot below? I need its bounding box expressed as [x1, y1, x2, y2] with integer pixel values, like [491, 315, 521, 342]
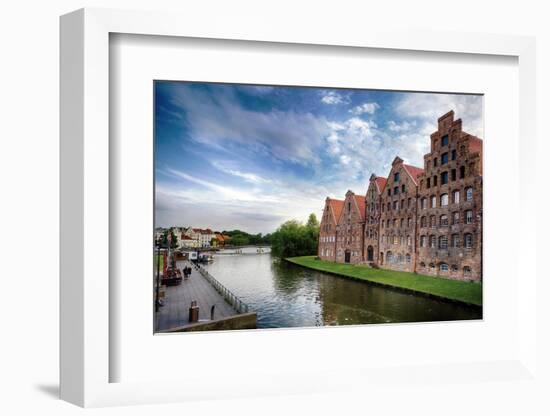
[402, 164, 424, 185]
[374, 177, 387, 193]
[354, 195, 366, 221]
[468, 136, 483, 154]
[327, 198, 344, 224]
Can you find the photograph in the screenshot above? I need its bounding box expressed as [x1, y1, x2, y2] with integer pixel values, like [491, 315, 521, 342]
[153, 81, 483, 333]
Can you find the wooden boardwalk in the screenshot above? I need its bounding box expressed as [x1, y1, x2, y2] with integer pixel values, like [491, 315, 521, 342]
[155, 260, 238, 332]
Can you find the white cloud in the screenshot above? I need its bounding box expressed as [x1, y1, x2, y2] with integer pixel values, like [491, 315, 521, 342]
[387, 120, 416, 132]
[170, 86, 330, 165]
[320, 91, 349, 105]
[349, 102, 380, 115]
[396, 93, 483, 138]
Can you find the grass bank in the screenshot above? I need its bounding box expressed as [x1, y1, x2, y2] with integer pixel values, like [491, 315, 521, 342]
[285, 256, 482, 307]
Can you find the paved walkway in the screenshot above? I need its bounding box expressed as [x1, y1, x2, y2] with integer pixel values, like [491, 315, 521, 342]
[155, 260, 238, 332]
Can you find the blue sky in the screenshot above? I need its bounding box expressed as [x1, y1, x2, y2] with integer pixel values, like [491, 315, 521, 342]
[155, 81, 482, 234]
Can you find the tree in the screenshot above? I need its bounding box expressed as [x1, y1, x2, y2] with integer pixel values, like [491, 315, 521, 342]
[270, 213, 319, 258]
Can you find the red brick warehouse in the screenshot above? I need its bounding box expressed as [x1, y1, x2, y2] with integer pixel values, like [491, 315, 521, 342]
[318, 111, 483, 282]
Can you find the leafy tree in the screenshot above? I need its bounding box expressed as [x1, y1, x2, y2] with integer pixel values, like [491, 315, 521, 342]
[270, 214, 319, 258]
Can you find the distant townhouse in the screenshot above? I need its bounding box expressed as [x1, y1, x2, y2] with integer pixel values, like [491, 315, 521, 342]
[335, 190, 366, 264]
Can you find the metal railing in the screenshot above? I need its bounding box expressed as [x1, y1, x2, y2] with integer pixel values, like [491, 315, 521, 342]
[195, 265, 251, 314]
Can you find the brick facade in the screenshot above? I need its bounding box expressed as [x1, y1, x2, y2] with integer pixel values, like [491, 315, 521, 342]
[317, 111, 483, 281]
[335, 191, 366, 264]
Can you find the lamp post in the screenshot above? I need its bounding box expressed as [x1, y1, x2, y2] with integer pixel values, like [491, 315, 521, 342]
[155, 239, 161, 313]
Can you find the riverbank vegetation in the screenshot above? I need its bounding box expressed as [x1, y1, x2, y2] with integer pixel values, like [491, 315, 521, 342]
[221, 230, 272, 246]
[271, 214, 320, 258]
[286, 256, 482, 306]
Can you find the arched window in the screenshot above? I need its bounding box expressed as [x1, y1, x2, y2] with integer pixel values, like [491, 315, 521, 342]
[439, 263, 449, 272]
[460, 165, 466, 179]
[465, 210, 474, 224]
[407, 235, 412, 246]
[453, 190, 460, 203]
[421, 216, 427, 227]
[397, 254, 403, 263]
[451, 234, 460, 247]
[421, 198, 427, 209]
[407, 217, 412, 227]
[386, 251, 393, 263]
[429, 235, 436, 248]
[429, 263, 435, 270]
[465, 187, 473, 201]
[430, 215, 436, 227]
[440, 193, 449, 206]
[420, 262, 426, 268]
[406, 253, 411, 263]
[438, 235, 448, 249]
[452, 211, 460, 225]
[431, 195, 437, 208]
[463, 266, 472, 277]
[451, 264, 458, 272]
[464, 233, 473, 248]
[440, 214, 448, 226]
[420, 235, 427, 247]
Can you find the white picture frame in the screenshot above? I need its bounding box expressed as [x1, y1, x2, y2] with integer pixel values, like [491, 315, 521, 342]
[60, 7, 538, 408]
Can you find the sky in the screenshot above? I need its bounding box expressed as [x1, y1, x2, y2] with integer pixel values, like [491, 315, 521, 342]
[155, 81, 483, 234]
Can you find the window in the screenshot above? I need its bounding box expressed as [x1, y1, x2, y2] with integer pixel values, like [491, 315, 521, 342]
[406, 253, 411, 263]
[386, 219, 390, 228]
[393, 218, 397, 227]
[463, 266, 472, 277]
[401, 199, 405, 209]
[431, 195, 437, 208]
[420, 262, 426, 268]
[421, 198, 427, 209]
[429, 263, 435, 270]
[429, 235, 436, 248]
[433, 158, 438, 167]
[433, 175, 438, 186]
[394, 172, 400, 182]
[387, 252, 393, 263]
[427, 178, 431, 188]
[453, 212, 460, 225]
[465, 187, 473, 201]
[451, 264, 458, 272]
[400, 218, 404, 228]
[460, 166, 465, 179]
[381, 221, 384, 229]
[440, 193, 449, 206]
[453, 190, 460, 203]
[464, 233, 473, 248]
[388, 189, 391, 196]
[441, 171, 448, 185]
[407, 198, 411, 207]
[394, 186, 399, 195]
[393, 200, 398, 210]
[451, 149, 456, 160]
[407, 235, 412, 246]
[430, 215, 436, 227]
[440, 263, 449, 272]
[397, 254, 404, 263]
[439, 235, 448, 249]
[451, 234, 460, 247]
[451, 169, 456, 181]
[393, 235, 398, 245]
[465, 210, 473, 224]
[421, 216, 427, 227]
[348, 202, 351, 211]
[440, 214, 448, 226]
[441, 135, 449, 146]
[407, 217, 412, 227]
[441, 152, 449, 165]
[401, 184, 406, 193]
[420, 236, 427, 247]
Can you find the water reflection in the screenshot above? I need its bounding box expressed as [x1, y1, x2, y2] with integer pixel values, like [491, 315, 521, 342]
[204, 252, 481, 329]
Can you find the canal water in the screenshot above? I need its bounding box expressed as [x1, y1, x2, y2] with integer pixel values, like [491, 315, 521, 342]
[204, 247, 482, 328]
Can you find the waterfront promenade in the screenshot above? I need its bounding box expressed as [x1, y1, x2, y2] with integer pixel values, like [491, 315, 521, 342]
[155, 261, 239, 332]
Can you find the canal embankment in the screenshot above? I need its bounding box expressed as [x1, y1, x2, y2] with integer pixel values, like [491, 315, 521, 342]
[285, 256, 482, 307]
[155, 261, 257, 333]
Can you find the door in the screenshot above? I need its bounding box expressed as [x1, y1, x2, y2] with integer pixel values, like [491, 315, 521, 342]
[367, 246, 374, 262]
[344, 250, 351, 263]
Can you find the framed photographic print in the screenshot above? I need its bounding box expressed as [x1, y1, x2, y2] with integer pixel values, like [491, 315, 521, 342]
[60, 7, 538, 408]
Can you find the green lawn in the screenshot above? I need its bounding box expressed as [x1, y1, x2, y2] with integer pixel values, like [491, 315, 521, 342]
[285, 256, 482, 306]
